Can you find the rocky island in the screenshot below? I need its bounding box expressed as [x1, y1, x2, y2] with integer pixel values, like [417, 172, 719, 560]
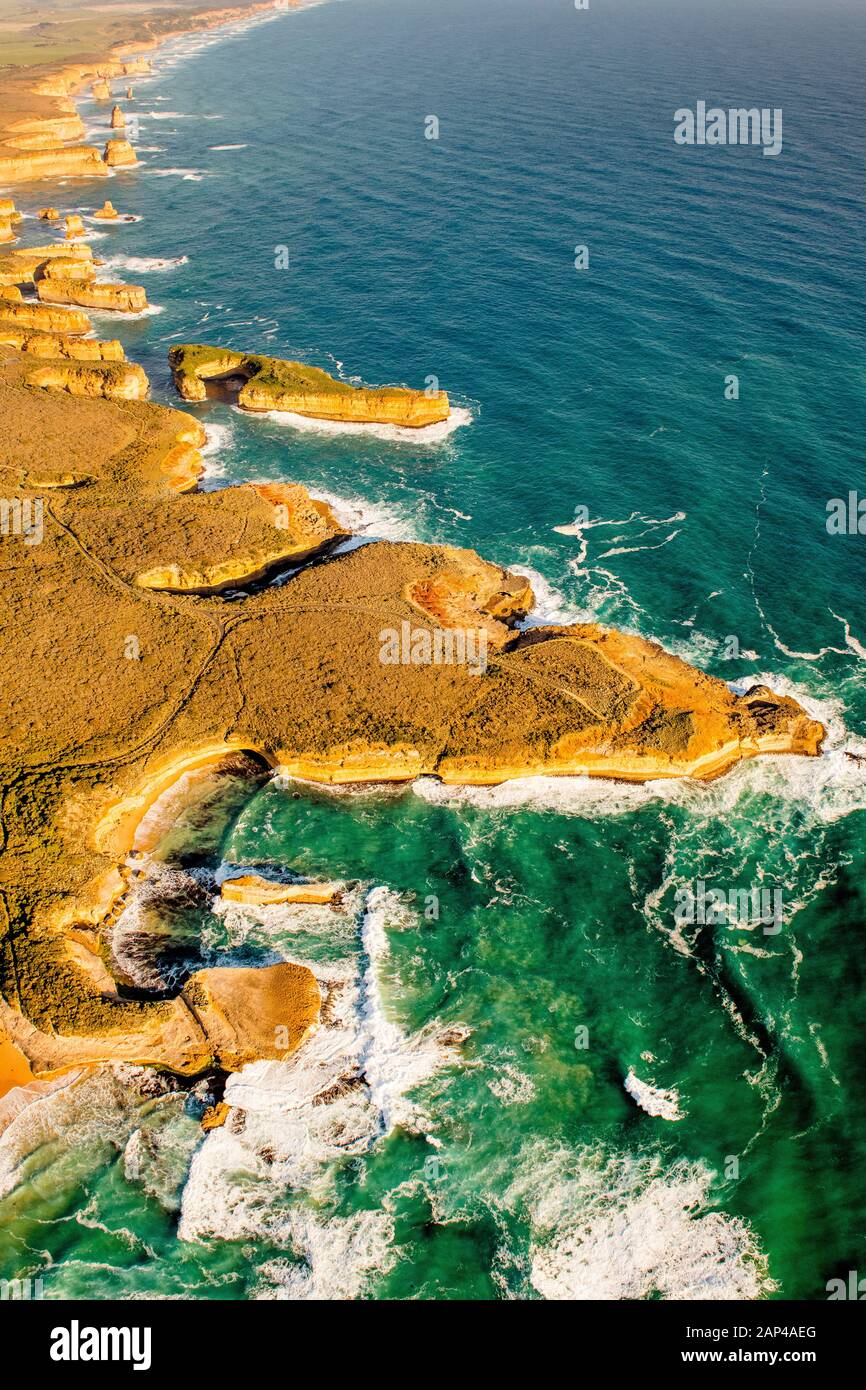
[169, 343, 452, 427]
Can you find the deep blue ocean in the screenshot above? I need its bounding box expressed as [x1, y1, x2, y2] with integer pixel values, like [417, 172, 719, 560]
[2, 0, 866, 1300]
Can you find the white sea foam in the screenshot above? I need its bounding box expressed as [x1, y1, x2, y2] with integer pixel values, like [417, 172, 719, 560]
[209, 143, 248, 151]
[179, 887, 466, 1284]
[623, 1070, 684, 1121]
[145, 167, 210, 181]
[518, 1145, 774, 1300]
[245, 404, 472, 445]
[87, 303, 165, 321]
[487, 1060, 536, 1105]
[510, 565, 590, 627]
[101, 254, 188, 274]
[307, 487, 414, 542]
[0, 1066, 179, 1200]
[254, 1209, 399, 1299]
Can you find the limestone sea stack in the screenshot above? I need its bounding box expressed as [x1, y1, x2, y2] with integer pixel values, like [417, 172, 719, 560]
[169, 344, 451, 427]
[93, 201, 120, 220]
[36, 278, 148, 314]
[65, 214, 86, 239]
[0, 219, 14, 245]
[110, 106, 125, 129]
[38, 208, 60, 221]
[221, 876, 343, 907]
[92, 79, 111, 101]
[103, 139, 137, 168]
[1, 244, 94, 287]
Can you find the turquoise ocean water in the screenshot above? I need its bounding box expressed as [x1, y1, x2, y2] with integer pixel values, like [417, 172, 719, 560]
[2, 0, 866, 1299]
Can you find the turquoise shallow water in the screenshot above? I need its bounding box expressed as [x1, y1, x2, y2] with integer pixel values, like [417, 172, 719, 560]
[2, 0, 866, 1299]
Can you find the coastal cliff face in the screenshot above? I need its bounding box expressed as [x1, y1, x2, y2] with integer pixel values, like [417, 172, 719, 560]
[37, 278, 148, 313]
[0, 328, 124, 362]
[0, 347, 824, 1081]
[0, 299, 92, 334]
[169, 343, 452, 427]
[0, 145, 109, 183]
[135, 482, 348, 593]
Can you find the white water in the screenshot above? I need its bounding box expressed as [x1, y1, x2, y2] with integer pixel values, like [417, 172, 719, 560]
[245, 403, 473, 445]
[504, 1142, 775, 1301]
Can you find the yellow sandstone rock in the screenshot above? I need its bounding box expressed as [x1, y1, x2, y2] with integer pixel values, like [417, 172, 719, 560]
[0, 300, 92, 334]
[169, 344, 451, 428]
[65, 214, 85, 239]
[183, 964, 321, 1072]
[36, 278, 148, 314]
[103, 138, 138, 168]
[201, 1102, 230, 1131]
[92, 79, 111, 101]
[0, 349, 824, 1081]
[134, 483, 347, 592]
[93, 200, 119, 220]
[26, 361, 148, 401]
[5, 116, 85, 145]
[0, 327, 124, 362]
[0, 147, 109, 183]
[221, 876, 343, 907]
[0, 286, 22, 303]
[1, 245, 93, 287]
[37, 256, 98, 284]
[0, 219, 14, 245]
[38, 208, 60, 221]
[110, 105, 125, 129]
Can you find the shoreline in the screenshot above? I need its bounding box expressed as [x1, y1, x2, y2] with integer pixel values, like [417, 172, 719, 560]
[0, 1, 827, 1095]
[0, 2, 292, 145]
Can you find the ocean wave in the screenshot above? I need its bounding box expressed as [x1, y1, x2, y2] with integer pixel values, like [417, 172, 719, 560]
[623, 1070, 684, 1121]
[179, 887, 466, 1271]
[511, 565, 591, 627]
[87, 303, 165, 321]
[307, 487, 415, 542]
[145, 167, 210, 181]
[0, 1066, 183, 1202]
[509, 1143, 775, 1300]
[100, 254, 188, 274]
